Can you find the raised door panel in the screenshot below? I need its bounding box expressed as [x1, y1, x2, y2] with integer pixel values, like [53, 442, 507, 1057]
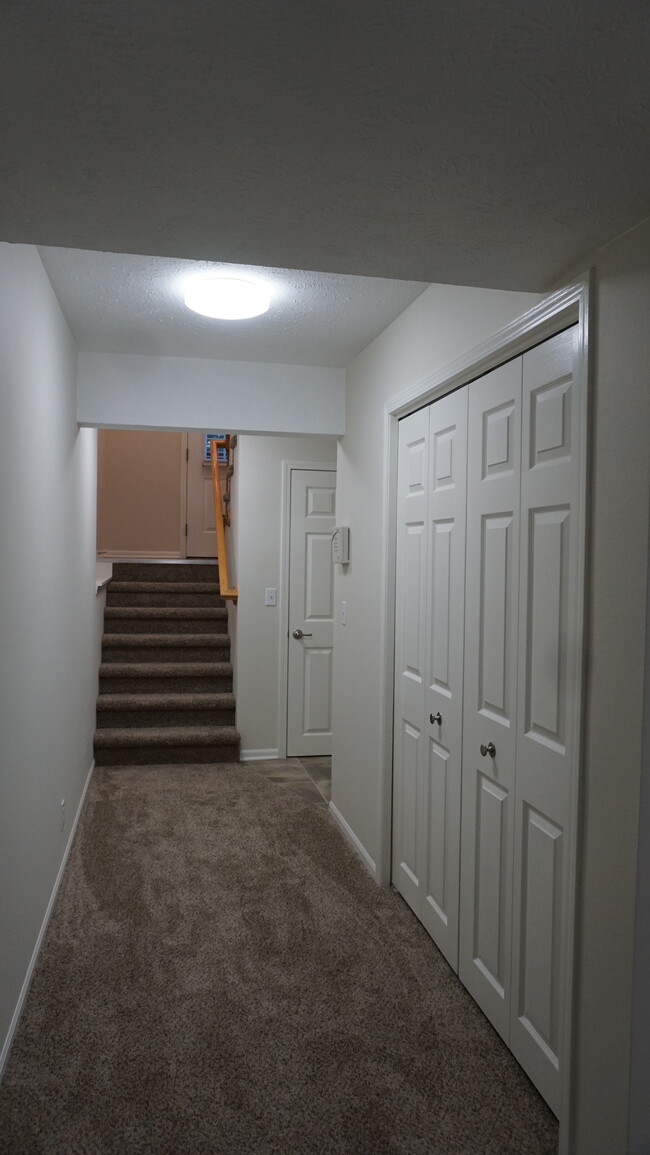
[420, 386, 468, 969]
[392, 408, 429, 915]
[287, 469, 336, 757]
[459, 358, 522, 1043]
[511, 326, 581, 1115]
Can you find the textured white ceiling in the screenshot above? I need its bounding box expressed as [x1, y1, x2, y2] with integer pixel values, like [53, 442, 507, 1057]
[37, 247, 427, 366]
[2, 2, 650, 290]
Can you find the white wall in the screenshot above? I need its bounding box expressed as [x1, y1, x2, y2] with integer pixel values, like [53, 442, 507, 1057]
[0, 244, 101, 1069]
[331, 233, 650, 1153]
[235, 433, 338, 757]
[77, 351, 345, 436]
[331, 283, 538, 866]
[551, 221, 649, 1155]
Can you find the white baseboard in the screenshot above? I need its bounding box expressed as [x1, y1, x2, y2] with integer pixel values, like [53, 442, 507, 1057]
[240, 748, 280, 762]
[328, 802, 377, 880]
[0, 759, 95, 1081]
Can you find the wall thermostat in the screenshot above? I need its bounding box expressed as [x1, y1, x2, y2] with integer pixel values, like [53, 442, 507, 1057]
[331, 526, 350, 564]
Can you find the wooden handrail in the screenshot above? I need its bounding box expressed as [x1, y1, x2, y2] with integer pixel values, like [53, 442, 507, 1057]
[210, 439, 238, 603]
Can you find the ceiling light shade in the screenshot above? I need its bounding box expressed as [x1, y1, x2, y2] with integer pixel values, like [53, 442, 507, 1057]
[184, 276, 270, 320]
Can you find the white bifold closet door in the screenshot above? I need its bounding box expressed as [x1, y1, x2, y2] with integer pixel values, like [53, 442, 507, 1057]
[509, 327, 582, 1113]
[393, 326, 582, 1118]
[393, 386, 468, 971]
[459, 357, 522, 1041]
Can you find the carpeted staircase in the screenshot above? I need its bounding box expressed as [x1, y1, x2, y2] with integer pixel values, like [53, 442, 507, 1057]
[94, 562, 240, 765]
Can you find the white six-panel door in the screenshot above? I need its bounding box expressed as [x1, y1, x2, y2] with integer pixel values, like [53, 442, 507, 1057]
[392, 326, 583, 1117]
[393, 388, 468, 968]
[510, 327, 580, 1114]
[459, 358, 522, 1043]
[421, 389, 468, 968]
[287, 469, 336, 757]
[393, 407, 429, 915]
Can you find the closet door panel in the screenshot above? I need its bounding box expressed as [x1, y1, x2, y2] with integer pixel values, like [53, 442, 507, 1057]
[392, 408, 429, 915]
[459, 359, 522, 1042]
[511, 326, 580, 1114]
[421, 387, 468, 969]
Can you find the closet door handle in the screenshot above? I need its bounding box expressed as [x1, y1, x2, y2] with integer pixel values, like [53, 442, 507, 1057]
[430, 712, 442, 725]
[292, 628, 312, 640]
[480, 742, 496, 758]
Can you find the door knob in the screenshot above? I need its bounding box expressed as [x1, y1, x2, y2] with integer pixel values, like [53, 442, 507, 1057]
[292, 628, 313, 639]
[430, 712, 442, 725]
[480, 742, 496, 758]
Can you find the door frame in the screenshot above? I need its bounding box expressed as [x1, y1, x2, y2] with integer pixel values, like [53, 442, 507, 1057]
[278, 460, 337, 759]
[377, 274, 592, 1150]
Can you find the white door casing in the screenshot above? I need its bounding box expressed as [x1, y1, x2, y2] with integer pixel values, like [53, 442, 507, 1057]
[286, 469, 336, 757]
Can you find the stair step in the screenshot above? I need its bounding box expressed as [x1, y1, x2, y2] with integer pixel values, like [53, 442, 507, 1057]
[104, 607, 228, 634]
[101, 634, 230, 662]
[96, 692, 236, 728]
[107, 580, 224, 609]
[94, 725, 240, 766]
[108, 581, 222, 594]
[98, 662, 233, 693]
[111, 562, 218, 583]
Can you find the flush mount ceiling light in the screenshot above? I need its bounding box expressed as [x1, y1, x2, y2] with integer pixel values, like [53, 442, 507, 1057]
[183, 276, 270, 320]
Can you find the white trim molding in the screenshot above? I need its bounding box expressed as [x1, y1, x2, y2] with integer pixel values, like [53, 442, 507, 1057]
[0, 760, 95, 1081]
[239, 748, 280, 762]
[329, 802, 378, 880]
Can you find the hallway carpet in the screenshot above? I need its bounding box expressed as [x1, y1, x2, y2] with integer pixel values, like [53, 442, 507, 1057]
[0, 767, 557, 1154]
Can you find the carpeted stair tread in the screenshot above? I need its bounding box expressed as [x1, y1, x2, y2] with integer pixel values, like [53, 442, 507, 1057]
[108, 581, 222, 594]
[102, 633, 230, 647]
[94, 725, 240, 748]
[97, 692, 235, 710]
[103, 607, 228, 634]
[99, 661, 233, 677]
[105, 606, 227, 619]
[111, 562, 218, 583]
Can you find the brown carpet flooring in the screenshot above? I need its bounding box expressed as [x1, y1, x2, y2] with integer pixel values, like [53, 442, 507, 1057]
[0, 766, 558, 1154]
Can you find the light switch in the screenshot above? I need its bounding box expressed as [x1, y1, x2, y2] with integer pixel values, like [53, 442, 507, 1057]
[264, 587, 277, 606]
[341, 600, 347, 626]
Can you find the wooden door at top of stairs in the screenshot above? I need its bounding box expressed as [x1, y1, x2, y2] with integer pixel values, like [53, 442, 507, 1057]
[185, 433, 220, 558]
[286, 468, 336, 757]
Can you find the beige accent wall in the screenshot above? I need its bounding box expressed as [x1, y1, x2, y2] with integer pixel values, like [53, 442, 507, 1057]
[97, 429, 184, 556]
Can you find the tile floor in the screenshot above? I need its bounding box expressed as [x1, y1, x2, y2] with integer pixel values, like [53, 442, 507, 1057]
[245, 756, 331, 810]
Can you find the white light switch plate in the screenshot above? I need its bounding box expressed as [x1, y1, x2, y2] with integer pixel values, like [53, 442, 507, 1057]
[265, 587, 277, 606]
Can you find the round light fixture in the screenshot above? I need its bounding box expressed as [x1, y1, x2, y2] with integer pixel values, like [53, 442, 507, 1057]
[184, 276, 270, 320]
